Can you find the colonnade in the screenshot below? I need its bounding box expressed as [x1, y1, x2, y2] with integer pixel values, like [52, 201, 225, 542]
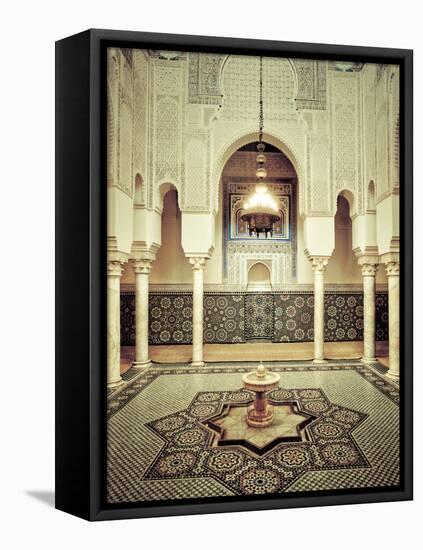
[308, 254, 400, 380]
[107, 253, 400, 390]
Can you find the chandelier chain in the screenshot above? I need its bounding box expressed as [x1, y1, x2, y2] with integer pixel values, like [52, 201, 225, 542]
[259, 56, 263, 143]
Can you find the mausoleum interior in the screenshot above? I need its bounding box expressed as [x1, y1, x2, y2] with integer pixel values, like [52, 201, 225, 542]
[106, 48, 400, 503]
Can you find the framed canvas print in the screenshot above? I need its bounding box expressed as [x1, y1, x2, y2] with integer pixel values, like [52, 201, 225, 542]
[55, 29, 413, 521]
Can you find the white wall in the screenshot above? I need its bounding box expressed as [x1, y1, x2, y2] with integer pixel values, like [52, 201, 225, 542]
[326, 197, 362, 284]
[150, 190, 192, 284]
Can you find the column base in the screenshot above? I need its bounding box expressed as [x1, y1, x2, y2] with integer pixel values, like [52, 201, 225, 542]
[107, 377, 124, 390]
[132, 360, 152, 368]
[361, 356, 377, 363]
[191, 360, 205, 367]
[386, 370, 399, 381]
[313, 359, 327, 364]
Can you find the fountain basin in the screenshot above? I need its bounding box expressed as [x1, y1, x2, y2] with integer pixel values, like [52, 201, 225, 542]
[242, 363, 280, 427]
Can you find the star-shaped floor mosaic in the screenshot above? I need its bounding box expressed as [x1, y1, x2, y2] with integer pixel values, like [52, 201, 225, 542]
[144, 387, 370, 495]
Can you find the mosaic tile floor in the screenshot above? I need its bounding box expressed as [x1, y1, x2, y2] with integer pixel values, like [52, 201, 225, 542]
[107, 361, 399, 503]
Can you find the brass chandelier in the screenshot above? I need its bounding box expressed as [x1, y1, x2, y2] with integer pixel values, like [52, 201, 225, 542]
[241, 57, 280, 238]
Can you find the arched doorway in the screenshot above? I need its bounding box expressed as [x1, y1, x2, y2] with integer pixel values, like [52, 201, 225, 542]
[326, 192, 361, 285]
[150, 186, 192, 285]
[219, 140, 298, 285]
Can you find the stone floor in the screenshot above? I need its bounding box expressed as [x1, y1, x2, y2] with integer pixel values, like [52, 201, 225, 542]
[120, 341, 389, 373]
[107, 359, 399, 504]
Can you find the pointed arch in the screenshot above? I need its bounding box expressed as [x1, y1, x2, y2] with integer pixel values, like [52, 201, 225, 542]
[212, 129, 304, 214]
[247, 262, 272, 287]
[337, 189, 355, 217]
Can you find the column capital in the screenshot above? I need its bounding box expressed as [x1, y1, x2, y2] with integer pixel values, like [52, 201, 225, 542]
[107, 250, 128, 275]
[188, 256, 209, 271]
[386, 261, 400, 277]
[361, 263, 378, 277]
[107, 259, 125, 278]
[357, 253, 379, 267]
[309, 256, 329, 273]
[379, 251, 399, 264]
[132, 258, 153, 274]
[130, 242, 159, 262]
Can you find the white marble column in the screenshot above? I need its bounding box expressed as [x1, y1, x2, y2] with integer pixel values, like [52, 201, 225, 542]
[107, 260, 124, 389]
[311, 257, 329, 363]
[386, 261, 400, 380]
[361, 263, 378, 362]
[133, 258, 153, 368]
[189, 257, 207, 367]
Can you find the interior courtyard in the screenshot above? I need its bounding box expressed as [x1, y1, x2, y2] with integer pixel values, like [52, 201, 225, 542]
[106, 48, 400, 503]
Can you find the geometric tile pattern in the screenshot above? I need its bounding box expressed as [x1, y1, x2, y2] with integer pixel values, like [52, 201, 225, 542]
[324, 293, 363, 342]
[143, 387, 370, 496]
[107, 361, 399, 421]
[203, 294, 244, 343]
[120, 292, 136, 346]
[107, 360, 400, 503]
[149, 293, 193, 345]
[286, 371, 399, 493]
[274, 293, 314, 342]
[245, 294, 274, 340]
[376, 293, 389, 341]
[120, 291, 389, 345]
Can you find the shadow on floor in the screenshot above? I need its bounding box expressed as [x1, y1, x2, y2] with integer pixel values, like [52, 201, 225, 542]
[26, 490, 55, 508]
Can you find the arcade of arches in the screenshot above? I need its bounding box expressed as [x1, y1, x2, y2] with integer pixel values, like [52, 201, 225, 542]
[106, 48, 400, 503]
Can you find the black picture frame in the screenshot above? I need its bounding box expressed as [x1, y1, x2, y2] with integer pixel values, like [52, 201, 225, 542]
[55, 28, 413, 521]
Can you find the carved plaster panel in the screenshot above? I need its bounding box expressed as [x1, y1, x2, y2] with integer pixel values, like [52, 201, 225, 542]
[362, 65, 377, 190]
[149, 59, 186, 209]
[132, 50, 149, 206]
[293, 59, 327, 111]
[220, 56, 296, 121]
[310, 139, 331, 214]
[184, 135, 208, 209]
[188, 52, 225, 104]
[329, 72, 362, 213]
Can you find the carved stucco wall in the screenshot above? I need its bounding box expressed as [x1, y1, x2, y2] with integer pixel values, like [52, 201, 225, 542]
[220, 56, 297, 120]
[148, 60, 185, 209]
[376, 70, 390, 198]
[375, 65, 400, 200]
[107, 48, 134, 197]
[132, 50, 148, 206]
[362, 64, 377, 196]
[329, 71, 362, 214]
[390, 68, 400, 190]
[107, 49, 400, 261]
[212, 55, 307, 215]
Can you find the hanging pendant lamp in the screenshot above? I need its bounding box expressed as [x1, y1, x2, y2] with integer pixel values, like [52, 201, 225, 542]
[241, 57, 280, 238]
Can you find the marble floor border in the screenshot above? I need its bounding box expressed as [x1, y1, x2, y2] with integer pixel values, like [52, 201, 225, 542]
[106, 360, 399, 421]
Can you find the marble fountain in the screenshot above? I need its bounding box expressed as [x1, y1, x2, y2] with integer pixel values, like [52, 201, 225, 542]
[242, 362, 280, 427]
[205, 362, 315, 456]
